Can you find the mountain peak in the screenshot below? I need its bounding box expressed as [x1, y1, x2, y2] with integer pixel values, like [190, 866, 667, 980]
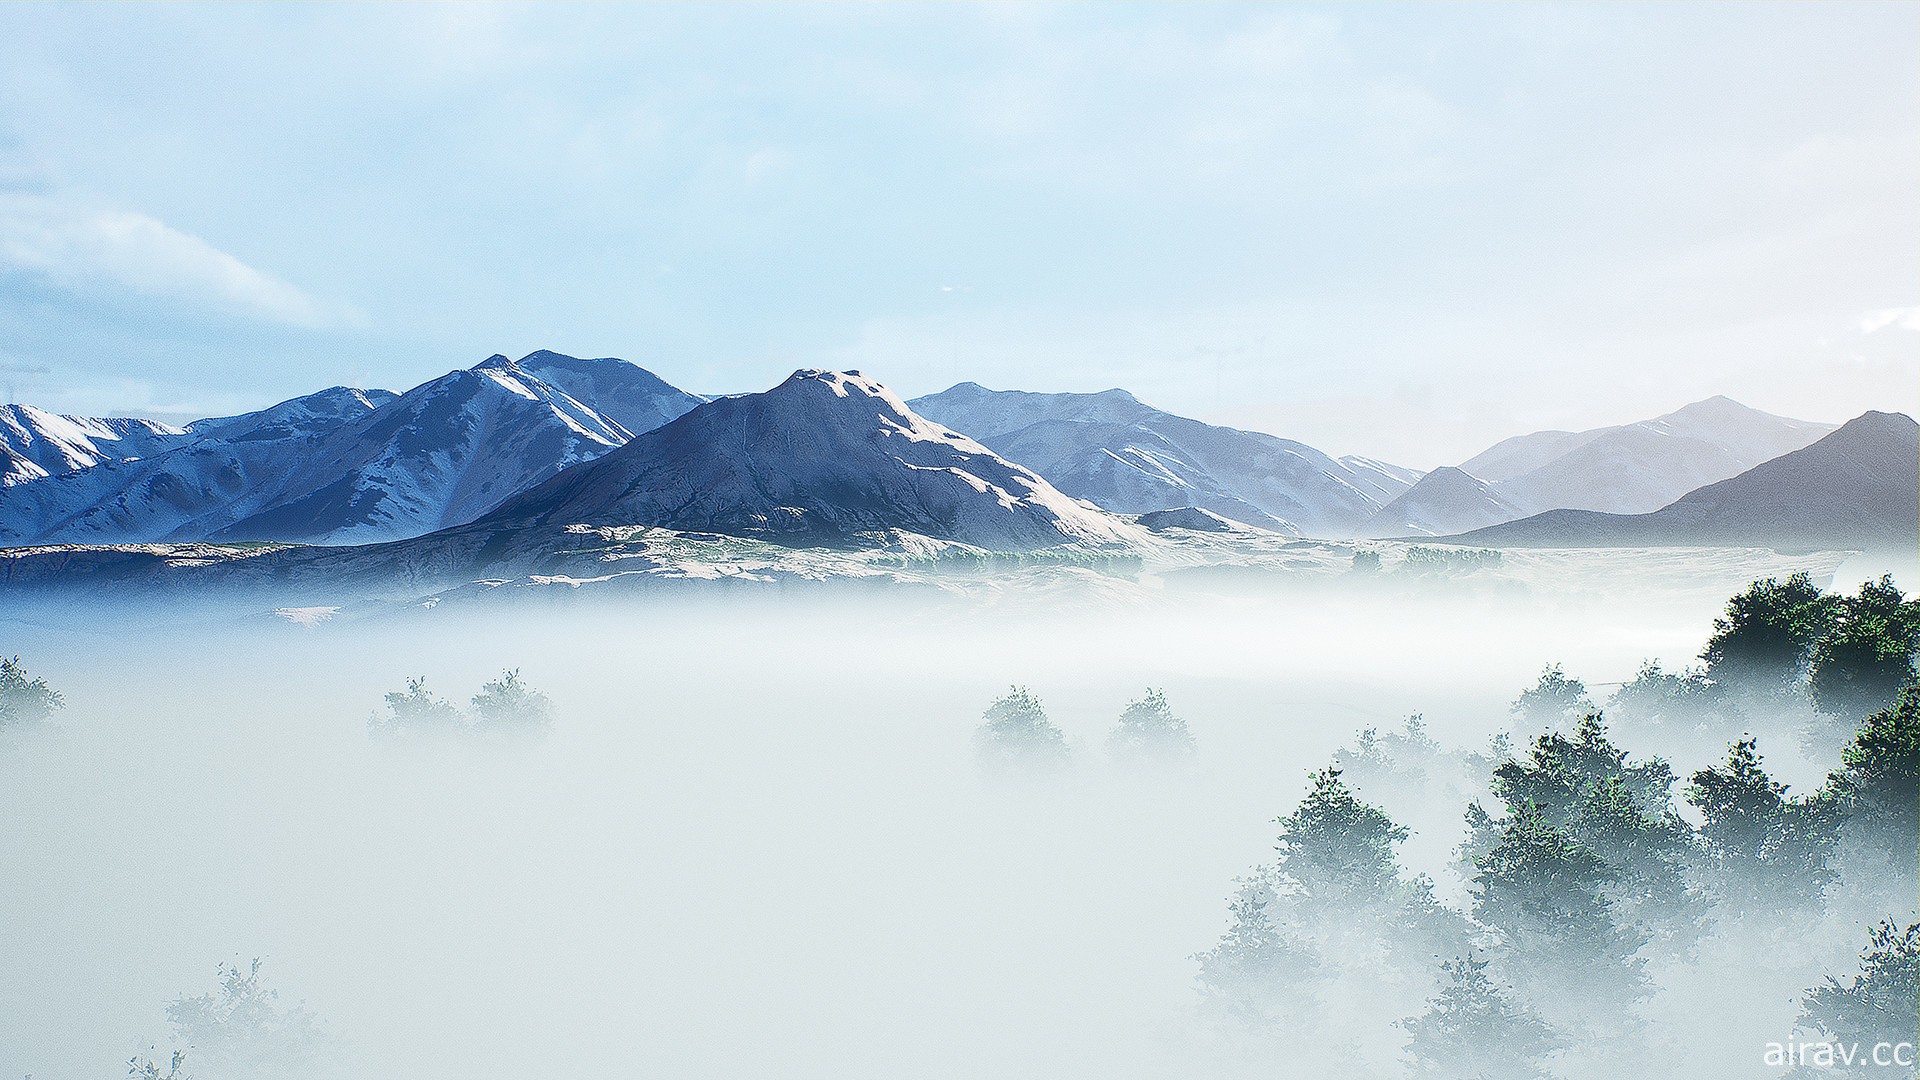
[483, 370, 1140, 550]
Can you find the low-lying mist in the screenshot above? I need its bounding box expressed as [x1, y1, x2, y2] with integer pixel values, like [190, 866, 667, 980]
[2, 548, 1914, 1079]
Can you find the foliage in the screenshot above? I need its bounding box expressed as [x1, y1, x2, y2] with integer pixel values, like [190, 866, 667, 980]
[1193, 883, 1321, 1023]
[1399, 954, 1559, 1080]
[974, 685, 1069, 772]
[163, 959, 336, 1080]
[1335, 714, 1443, 792]
[1606, 659, 1728, 731]
[1510, 664, 1594, 731]
[369, 676, 463, 736]
[1275, 766, 1409, 904]
[1477, 714, 1700, 942]
[1350, 549, 1382, 574]
[127, 1051, 191, 1080]
[1107, 688, 1196, 761]
[1809, 576, 1920, 720]
[1400, 546, 1502, 574]
[1686, 737, 1840, 910]
[0, 654, 64, 728]
[1795, 920, 1920, 1076]
[469, 669, 555, 732]
[371, 670, 554, 738]
[1700, 572, 1839, 693]
[1820, 682, 1920, 859]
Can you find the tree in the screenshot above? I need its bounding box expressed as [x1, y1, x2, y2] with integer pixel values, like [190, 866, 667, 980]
[0, 655, 63, 728]
[1276, 766, 1408, 904]
[1607, 659, 1727, 731]
[162, 959, 336, 1080]
[469, 669, 554, 733]
[1193, 882, 1322, 1024]
[974, 686, 1069, 772]
[1107, 688, 1196, 762]
[1700, 573, 1839, 694]
[1399, 954, 1559, 1080]
[1810, 576, 1920, 720]
[1475, 714, 1699, 940]
[1794, 921, 1920, 1078]
[1820, 682, 1920, 860]
[1470, 805, 1649, 1009]
[1510, 664, 1593, 731]
[369, 676, 463, 737]
[1335, 714, 1443, 794]
[1686, 737, 1840, 910]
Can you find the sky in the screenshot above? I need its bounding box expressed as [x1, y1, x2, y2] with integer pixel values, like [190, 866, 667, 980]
[0, 2, 1914, 467]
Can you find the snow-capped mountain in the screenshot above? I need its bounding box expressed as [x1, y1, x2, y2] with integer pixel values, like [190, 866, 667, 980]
[184, 385, 400, 441]
[1445, 411, 1919, 551]
[213, 352, 700, 544]
[0, 351, 704, 546]
[0, 404, 187, 487]
[486, 369, 1143, 550]
[1364, 466, 1523, 537]
[907, 383, 1419, 536]
[1459, 396, 1834, 515]
[0, 386, 395, 546]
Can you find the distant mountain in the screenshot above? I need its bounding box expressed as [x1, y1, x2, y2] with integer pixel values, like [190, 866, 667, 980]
[485, 369, 1141, 550]
[0, 351, 704, 547]
[214, 352, 700, 544]
[1443, 411, 1919, 551]
[0, 404, 186, 486]
[1366, 466, 1522, 537]
[0, 386, 395, 547]
[908, 383, 1418, 536]
[1460, 396, 1833, 515]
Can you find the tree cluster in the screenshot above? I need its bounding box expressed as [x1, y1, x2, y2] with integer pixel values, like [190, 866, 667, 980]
[369, 669, 554, 738]
[973, 685, 1197, 772]
[1197, 574, 1920, 1077]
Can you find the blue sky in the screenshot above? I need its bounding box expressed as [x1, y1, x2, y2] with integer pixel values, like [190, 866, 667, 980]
[0, 2, 1914, 465]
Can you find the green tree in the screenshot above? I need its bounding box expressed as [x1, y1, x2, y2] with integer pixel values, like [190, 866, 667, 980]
[1810, 576, 1920, 719]
[974, 686, 1069, 772]
[1510, 664, 1594, 731]
[1686, 737, 1840, 910]
[1794, 921, 1920, 1078]
[1474, 714, 1700, 941]
[1607, 659, 1727, 731]
[1399, 954, 1560, 1080]
[0, 655, 64, 728]
[1820, 682, 1920, 859]
[1276, 766, 1409, 903]
[1108, 688, 1196, 762]
[369, 676, 463, 737]
[1700, 573, 1840, 693]
[1471, 805, 1649, 1013]
[469, 669, 554, 733]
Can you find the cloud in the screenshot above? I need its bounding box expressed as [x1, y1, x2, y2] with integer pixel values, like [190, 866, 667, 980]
[0, 193, 359, 327]
[1859, 305, 1920, 334]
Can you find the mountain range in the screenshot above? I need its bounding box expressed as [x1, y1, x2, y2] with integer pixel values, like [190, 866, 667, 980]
[0, 353, 1907, 567]
[1442, 411, 1919, 551]
[0, 351, 702, 547]
[908, 382, 1416, 536]
[485, 369, 1138, 550]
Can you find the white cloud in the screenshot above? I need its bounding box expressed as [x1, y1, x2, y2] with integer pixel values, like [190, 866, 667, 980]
[1859, 305, 1920, 334]
[0, 193, 358, 327]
